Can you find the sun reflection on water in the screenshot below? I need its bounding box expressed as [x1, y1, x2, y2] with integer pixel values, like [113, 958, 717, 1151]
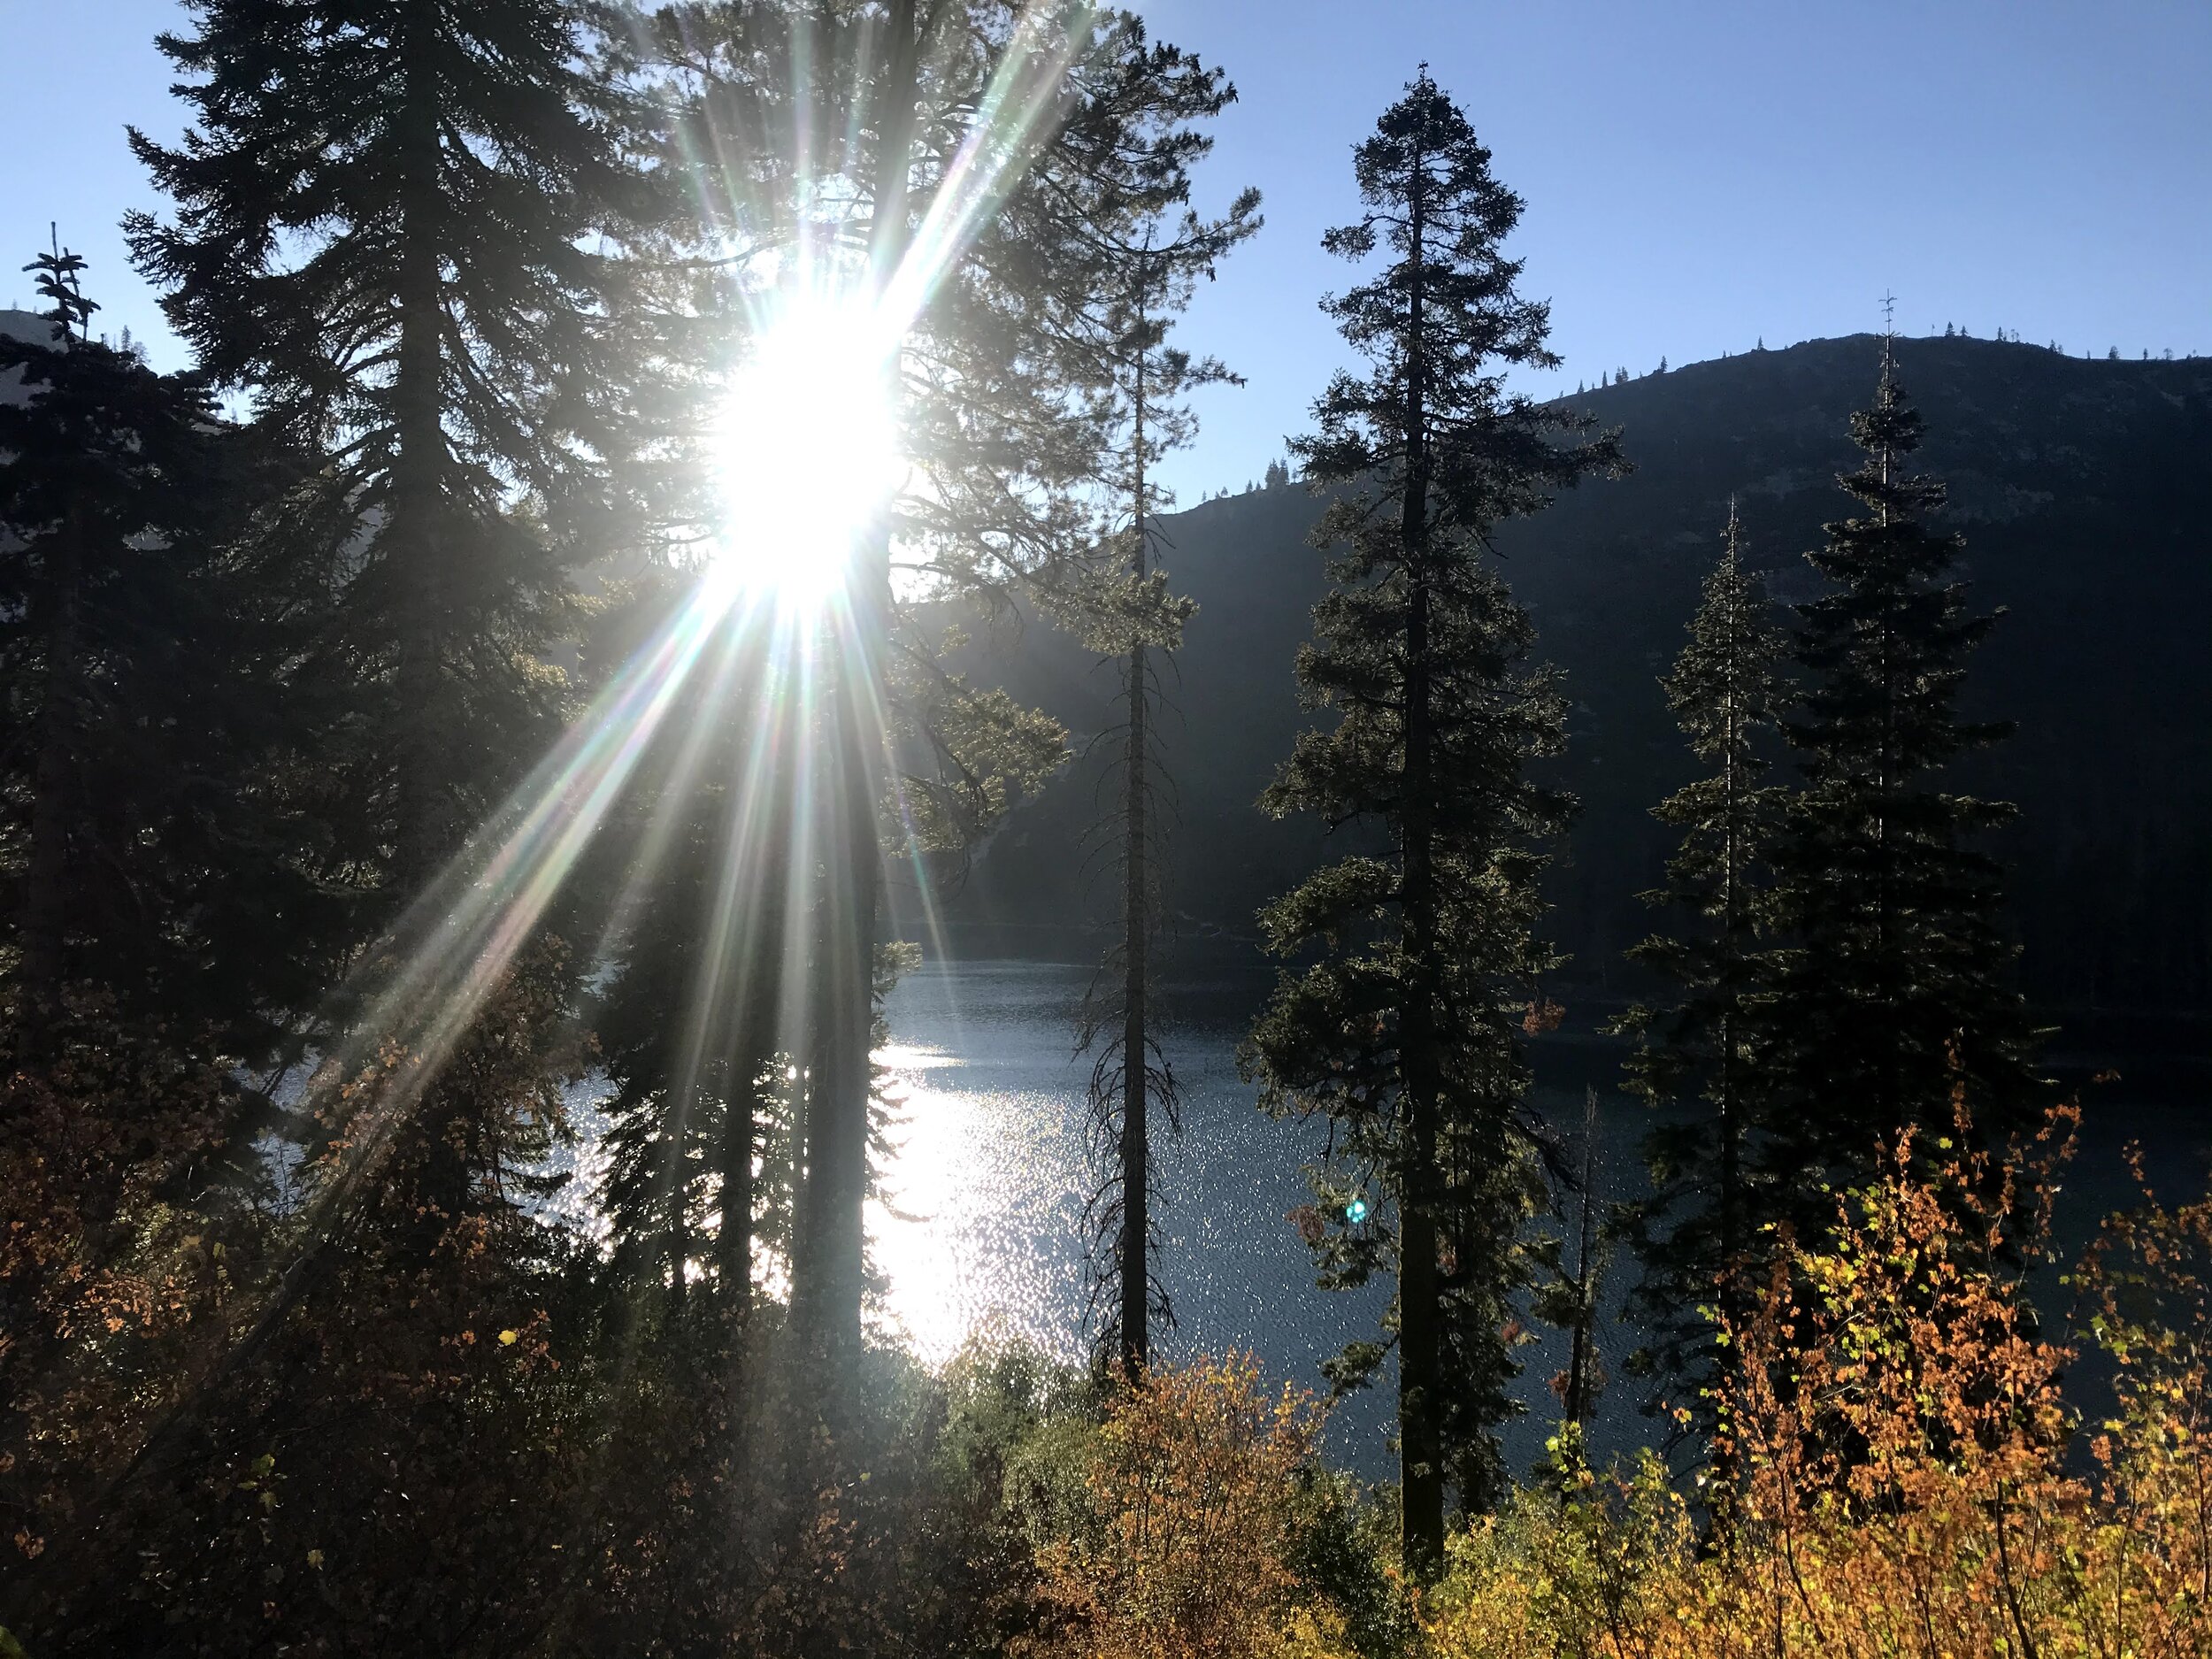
[866, 1040, 1091, 1365]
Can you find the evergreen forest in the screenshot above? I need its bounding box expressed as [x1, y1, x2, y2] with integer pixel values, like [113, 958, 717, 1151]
[1, 8, 2207, 1657]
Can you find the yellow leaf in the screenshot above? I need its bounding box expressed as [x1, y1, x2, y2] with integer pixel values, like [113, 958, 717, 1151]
[499, 1329, 519, 1346]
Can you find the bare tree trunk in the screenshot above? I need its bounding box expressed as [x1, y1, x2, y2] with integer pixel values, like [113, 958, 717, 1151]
[388, 1, 469, 1238]
[1716, 511, 1749, 1492]
[1565, 1088, 1601, 1429]
[1117, 326, 1152, 1377]
[795, 509, 887, 1354]
[668, 1139, 691, 1309]
[716, 1066, 757, 1311]
[724, 777, 794, 1317]
[391, 0, 448, 894]
[793, 0, 920, 1355]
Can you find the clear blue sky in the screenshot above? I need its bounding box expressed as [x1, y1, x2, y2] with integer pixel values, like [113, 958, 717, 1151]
[6, 2, 2208, 504]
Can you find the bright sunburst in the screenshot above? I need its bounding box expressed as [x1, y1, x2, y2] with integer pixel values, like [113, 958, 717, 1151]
[712, 294, 902, 608]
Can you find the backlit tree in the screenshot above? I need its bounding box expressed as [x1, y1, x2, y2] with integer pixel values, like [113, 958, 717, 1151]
[1760, 337, 2044, 1240]
[1614, 505, 1786, 1431]
[1241, 69, 1621, 1573]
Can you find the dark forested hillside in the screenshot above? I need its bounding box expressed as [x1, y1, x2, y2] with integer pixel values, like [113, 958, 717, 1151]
[924, 334, 2212, 1019]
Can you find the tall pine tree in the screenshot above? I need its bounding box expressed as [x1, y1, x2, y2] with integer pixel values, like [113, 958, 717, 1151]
[0, 244, 315, 1053]
[592, 596, 807, 1319]
[1615, 504, 1786, 1429]
[127, 0, 669, 896]
[28, 17, 680, 1642]
[0, 246, 331, 1644]
[1240, 70, 1620, 1573]
[1761, 336, 2042, 1240]
[1072, 191, 1257, 1378]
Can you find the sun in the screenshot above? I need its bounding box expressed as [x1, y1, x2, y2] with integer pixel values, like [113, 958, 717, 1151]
[711, 294, 902, 608]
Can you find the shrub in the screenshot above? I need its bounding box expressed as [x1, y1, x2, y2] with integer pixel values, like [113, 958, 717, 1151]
[1420, 1103, 2212, 1659]
[1025, 1353, 1348, 1659]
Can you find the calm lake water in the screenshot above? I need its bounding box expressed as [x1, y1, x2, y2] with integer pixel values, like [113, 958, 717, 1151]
[864, 956, 2209, 1479]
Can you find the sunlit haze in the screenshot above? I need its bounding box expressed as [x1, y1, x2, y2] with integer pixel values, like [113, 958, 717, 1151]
[6, 3, 2208, 1643]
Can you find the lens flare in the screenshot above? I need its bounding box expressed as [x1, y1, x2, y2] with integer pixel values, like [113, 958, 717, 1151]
[712, 294, 902, 607]
[158, 5, 1117, 1468]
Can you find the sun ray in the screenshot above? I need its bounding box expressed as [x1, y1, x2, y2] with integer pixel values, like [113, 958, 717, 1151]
[580, 609, 757, 980]
[879, 4, 1097, 337]
[199, 0, 1121, 1406]
[240, 574, 758, 1298]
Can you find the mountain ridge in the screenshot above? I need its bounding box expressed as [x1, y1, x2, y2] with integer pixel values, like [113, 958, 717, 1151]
[918, 332, 2212, 1021]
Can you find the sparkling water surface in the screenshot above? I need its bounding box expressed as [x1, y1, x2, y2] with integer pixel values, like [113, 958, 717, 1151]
[543, 954, 2206, 1481]
[866, 956, 2209, 1479]
[870, 957, 1623, 1475]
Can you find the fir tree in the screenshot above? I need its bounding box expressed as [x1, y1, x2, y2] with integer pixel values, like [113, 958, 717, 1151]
[593, 600, 805, 1318]
[126, 0, 677, 1240]
[625, 2, 1253, 1370]
[127, 0, 671, 895]
[661, 0, 1262, 1357]
[1614, 503, 1786, 1432]
[0, 248, 328, 1639]
[59, 18, 680, 1623]
[1548, 1087, 1607, 1432]
[1761, 338, 2042, 1240]
[1240, 69, 1620, 1572]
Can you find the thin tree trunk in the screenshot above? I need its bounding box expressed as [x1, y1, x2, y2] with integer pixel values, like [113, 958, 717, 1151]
[668, 1138, 691, 1308]
[1565, 1088, 1601, 1429]
[1713, 516, 1755, 1514]
[391, 0, 447, 893]
[1118, 315, 1151, 1377]
[1718, 518, 1745, 1346]
[1396, 159, 1447, 1580]
[386, 2, 472, 1241]
[717, 1069, 756, 1311]
[719, 910, 775, 1315]
[797, 591, 879, 1344]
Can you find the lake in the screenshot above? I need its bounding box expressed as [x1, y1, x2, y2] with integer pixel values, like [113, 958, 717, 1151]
[865, 955, 2209, 1479]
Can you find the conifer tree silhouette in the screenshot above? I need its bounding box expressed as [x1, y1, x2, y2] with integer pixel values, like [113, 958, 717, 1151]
[1614, 503, 1786, 1437]
[1243, 67, 1620, 1572]
[1760, 337, 2044, 1242]
[1072, 187, 1257, 1378]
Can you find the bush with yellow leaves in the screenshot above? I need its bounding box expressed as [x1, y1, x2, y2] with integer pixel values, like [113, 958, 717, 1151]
[1025, 1353, 1353, 1659]
[1018, 1112, 2211, 1659]
[1425, 1103, 2212, 1659]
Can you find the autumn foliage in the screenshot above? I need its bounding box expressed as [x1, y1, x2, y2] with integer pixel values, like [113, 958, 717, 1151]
[0, 1002, 241, 1578]
[1423, 1106, 2212, 1659]
[1026, 1354, 1345, 1659]
[1025, 1114, 2212, 1659]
